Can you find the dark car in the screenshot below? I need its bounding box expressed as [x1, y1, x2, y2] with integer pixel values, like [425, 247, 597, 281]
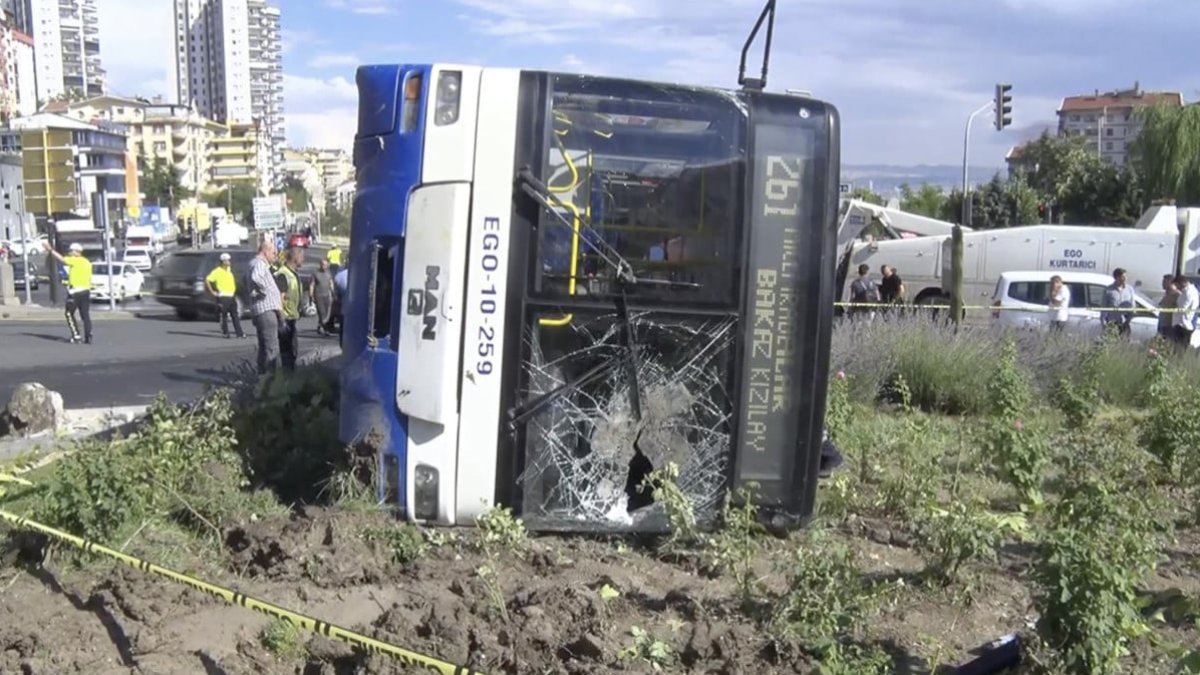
[154, 249, 258, 320]
[154, 248, 316, 321]
[8, 259, 39, 290]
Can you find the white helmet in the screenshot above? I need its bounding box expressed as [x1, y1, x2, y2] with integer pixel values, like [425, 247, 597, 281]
[219, 252, 231, 262]
[68, 243, 83, 253]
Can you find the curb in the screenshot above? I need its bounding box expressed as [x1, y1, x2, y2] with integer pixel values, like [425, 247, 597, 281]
[0, 306, 137, 322]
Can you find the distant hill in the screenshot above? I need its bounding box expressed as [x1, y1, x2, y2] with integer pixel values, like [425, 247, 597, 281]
[841, 164, 1004, 197]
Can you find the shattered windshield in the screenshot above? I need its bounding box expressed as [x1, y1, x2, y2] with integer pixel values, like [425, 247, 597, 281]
[535, 74, 747, 306]
[516, 75, 749, 530]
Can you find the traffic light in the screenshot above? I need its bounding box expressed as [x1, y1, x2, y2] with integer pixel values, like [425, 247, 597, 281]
[994, 83, 1013, 131]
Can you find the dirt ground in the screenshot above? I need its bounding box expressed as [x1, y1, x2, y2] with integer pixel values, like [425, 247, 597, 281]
[0, 505, 1195, 675]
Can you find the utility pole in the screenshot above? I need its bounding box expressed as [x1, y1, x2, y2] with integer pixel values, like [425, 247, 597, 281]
[17, 185, 29, 306]
[93, 191, 115, 312]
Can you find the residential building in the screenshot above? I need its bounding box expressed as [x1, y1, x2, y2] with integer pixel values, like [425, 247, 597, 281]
[1056, 82, 1183, 167]
[281, 147, 324, 211]
[0, 151, 23, 240]
[2, 112, 128, 218]
[0, 11, 34, 120]
[61, 95, 230, 194]
[333, 179, 354, 212]
[23, 0, 104, 102]
[247, 0, 283, 186]
[172, 0, 283, 191]
[209, 120, 270, 194]
[306, 147, 353, 194]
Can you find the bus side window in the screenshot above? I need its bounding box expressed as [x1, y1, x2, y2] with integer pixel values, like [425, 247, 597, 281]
[370, 243, 397, 344]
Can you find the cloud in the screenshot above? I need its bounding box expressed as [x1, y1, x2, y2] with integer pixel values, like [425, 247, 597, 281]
[282, 29, 326, 56]
[98, 0, 172, 99]
[283, 74, 358, 149]
[326, 0, 398, 15]
[307, 53, 360, 69]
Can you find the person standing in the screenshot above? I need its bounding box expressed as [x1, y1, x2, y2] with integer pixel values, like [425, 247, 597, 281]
[848, 263, 877, 318]
[1047, 275, 1070, 333]
[43, 242, 93, 344]
[1102, 268, 1135, 337]
[274, 246, 304, 371]
[333, 254, 350, 344]
[1158, 273, 1179, 339]
[309, 258, 335, 336]
[205, 252, 245, 339]
[1171, 275, 1199, 349]
[249, 238, 283, 374]
[327, 247, 343, 277]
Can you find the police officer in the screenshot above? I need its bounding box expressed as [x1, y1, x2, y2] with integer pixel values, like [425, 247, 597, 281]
[273, 246, 304, 371]
[205, 252, 245, 339]
[43, 241, 93, 344]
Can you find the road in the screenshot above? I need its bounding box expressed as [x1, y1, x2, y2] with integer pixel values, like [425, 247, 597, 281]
[0, 311, 340, 408]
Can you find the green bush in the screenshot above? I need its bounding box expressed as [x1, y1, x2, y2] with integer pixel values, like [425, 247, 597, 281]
[39, 394, 244, 542]
[233, 366, 362, 504]
[1032, 468, 1161, 674]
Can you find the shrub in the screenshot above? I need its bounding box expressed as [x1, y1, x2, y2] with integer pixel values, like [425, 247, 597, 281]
[985, 417, 1050, 506]
[1031, 467, 1161, 674]
[769, 529, 879, 662]
[38, 394, 244, 542]
[232, 366, 363, 504]
[1141, 373, 1200, 481]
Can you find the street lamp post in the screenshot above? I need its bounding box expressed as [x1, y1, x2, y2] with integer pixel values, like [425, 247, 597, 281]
[961, 101, 994, 227]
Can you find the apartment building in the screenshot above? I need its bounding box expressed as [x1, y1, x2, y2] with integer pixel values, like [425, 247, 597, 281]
[172, 0, 283, 191]
[1056, 82, 1182, 167]
[0, 10, 34, 119]
[62, 95, 229, 193]
[209, 120, 269, 194]
[2, 111, 127, 217]
[21, 0, 105, 101]
[281, 147, 324, 211]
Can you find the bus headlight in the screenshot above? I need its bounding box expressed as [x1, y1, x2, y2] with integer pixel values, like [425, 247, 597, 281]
[434, 71, 461, 126]
[414, 464, 439, 521]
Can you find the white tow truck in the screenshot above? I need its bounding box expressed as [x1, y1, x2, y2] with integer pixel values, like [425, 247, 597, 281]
[836, 201, 1200, 313]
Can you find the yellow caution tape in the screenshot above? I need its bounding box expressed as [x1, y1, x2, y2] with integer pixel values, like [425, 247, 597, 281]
[833, 301, 1191, 314]
[0, 509, 484, 675]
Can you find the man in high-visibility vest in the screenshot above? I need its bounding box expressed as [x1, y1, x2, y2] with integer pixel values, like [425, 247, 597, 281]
[327, 247, 342, 277]
[43, 241, 93, 344]
[273, 246, 304, 371]
[205, 252, 245, 339]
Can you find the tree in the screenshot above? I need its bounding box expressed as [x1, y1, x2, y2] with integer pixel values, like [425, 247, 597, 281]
[848, 186, 885, 205]
[1132, 104, 1200, 205]
[1012, 131, 1144, 225]
[204, 184, 258, 225]
[283, 177, 311, 213]
[323, 206, 351, 237]
[142, 158, 190, 210]
[899, 183, 948, 218]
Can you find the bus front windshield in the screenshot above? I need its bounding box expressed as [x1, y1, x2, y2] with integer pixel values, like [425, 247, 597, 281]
[535, 74, 746, 307]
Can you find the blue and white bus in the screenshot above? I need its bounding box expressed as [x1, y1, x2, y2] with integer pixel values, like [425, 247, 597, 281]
[339, 64, 841, 531]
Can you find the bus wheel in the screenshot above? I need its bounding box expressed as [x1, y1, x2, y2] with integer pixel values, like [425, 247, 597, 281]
[914, 294, 950, 321]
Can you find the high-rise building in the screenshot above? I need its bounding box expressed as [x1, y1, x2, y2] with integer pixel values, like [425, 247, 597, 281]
[172, 0, 283, 191]
[0, 9, 35, 119]
[21, 0, 105, 102]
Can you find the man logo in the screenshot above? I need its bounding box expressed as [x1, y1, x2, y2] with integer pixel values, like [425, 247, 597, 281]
[421, 265, 440, 340]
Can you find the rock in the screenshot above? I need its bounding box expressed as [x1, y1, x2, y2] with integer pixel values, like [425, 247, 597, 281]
[1, 383, 64, 438]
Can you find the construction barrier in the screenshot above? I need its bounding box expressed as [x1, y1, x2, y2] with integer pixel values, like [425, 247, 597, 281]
[0, 509, 485, 675]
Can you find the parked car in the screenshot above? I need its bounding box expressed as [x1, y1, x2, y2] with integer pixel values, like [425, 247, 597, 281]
[9, 259, 39, 290]
[991, 270, 1197, 346]
[90, 261, 145, 302]
[287, 232, 311, 248]
[121, 247, 154, 272]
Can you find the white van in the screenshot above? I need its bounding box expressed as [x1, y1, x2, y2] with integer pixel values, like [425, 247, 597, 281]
[991, 270, 1197, 346]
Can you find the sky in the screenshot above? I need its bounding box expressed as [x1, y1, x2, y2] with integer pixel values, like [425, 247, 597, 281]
[99, 0, 1200, 168]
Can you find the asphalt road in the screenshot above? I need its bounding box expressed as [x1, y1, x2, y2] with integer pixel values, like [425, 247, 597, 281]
[0, 311, 340, 408]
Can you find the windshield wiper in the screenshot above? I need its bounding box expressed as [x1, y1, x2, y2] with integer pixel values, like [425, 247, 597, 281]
[508, 167, 646, 427]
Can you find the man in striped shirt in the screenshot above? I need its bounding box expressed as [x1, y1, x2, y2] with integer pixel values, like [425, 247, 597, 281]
[248, 237, 283, 374]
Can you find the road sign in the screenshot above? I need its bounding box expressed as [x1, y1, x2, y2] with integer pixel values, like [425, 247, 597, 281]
[253, 196, 284, 231]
